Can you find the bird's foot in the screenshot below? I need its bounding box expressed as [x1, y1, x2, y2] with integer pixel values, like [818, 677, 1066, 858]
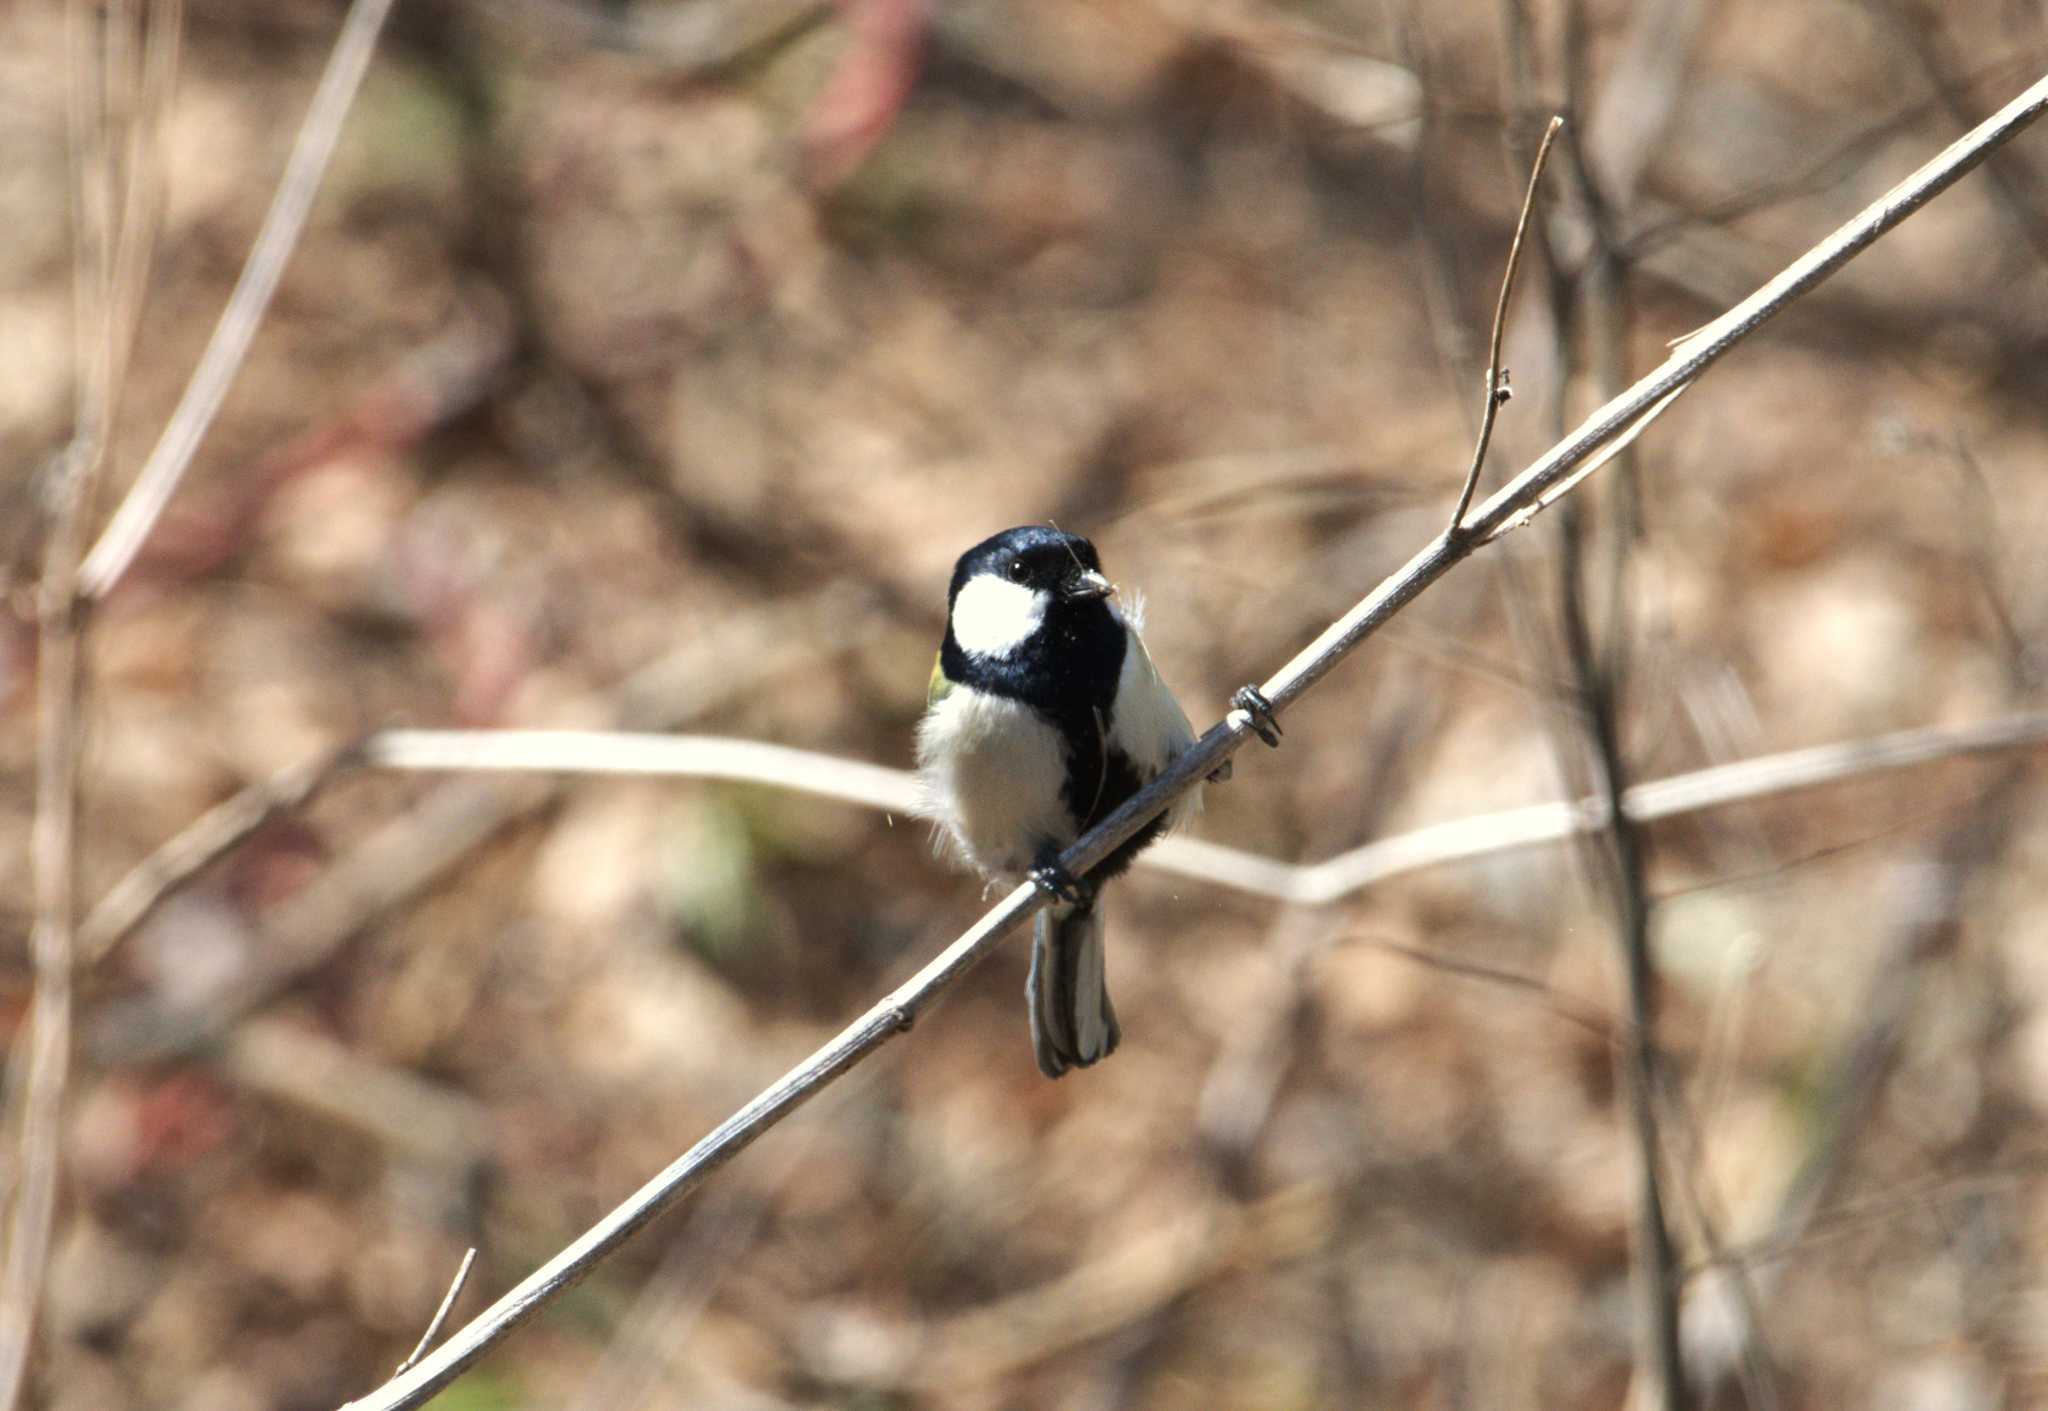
[1230, 685, 1284, 749]
[1029, 851, 1092, 908]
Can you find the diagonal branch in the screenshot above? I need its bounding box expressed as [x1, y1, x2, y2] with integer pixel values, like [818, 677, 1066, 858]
[333, 69, 2048, 1411]
[76, 0, 401, 601]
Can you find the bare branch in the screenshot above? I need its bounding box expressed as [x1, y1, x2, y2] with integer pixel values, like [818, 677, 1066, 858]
[349, 713, 2048, 906]
[76, 0, 401, 600]
[332, 71, 2048, 1411]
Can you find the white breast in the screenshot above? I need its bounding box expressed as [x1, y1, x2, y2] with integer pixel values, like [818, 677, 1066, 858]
[917, 688, 1076, 881]
[1111, 617, 1203, 831]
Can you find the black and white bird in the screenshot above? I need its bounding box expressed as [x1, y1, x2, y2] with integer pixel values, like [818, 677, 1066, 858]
[917, 526, 1258, 1078]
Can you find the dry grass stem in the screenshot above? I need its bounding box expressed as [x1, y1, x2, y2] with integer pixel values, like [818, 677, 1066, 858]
[77, 0, 401, 600]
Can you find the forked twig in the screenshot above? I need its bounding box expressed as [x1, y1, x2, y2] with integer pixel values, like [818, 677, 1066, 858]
[334, 70, 2048, 1411]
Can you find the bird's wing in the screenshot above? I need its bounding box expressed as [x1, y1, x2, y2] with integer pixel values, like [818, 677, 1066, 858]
[1116, 627, 1196, 766]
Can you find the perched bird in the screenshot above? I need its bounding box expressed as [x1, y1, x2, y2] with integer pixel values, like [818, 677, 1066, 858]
[916, 525, 1218, 1078]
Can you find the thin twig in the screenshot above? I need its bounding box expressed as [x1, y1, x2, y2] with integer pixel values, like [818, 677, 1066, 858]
[394, 1249, 477, 1378]
[79, 746, 356, 963]
[76, 0, 401, 600]
[1447, 114, 1562, 535]
[333, 71, 2048, 1411]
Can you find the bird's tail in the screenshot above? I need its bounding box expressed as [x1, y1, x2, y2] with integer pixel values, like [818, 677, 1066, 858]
[1027, 901, 1120, 1079]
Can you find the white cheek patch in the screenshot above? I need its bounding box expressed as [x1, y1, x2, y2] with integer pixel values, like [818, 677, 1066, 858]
[950, 575, 1047, 659]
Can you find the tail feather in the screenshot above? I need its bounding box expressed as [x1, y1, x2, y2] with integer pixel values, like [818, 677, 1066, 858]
[1027, 902, 1121, 1079]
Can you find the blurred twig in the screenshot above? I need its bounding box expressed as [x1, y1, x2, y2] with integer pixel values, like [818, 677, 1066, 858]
[1689, 421, 2046, 1401]
[89, 591, 883, 1064]
[798, 1182, 1335, 1391]
[0, 2, 176, 1402]
[77, 0, 400, 600]
[218, 1015, 491, 1174]
[1698, 1160, 2048, 1275]
[1553, 26, 1691, 1398]
[1869, 0, 2048, 267]
[79, 746, 358, 963]
[334, 72, 2048, 1411]
[1624, 49, 2048, 258]
[1683, 772, 2031, 1399]
[1558, 482, 1688, 1411]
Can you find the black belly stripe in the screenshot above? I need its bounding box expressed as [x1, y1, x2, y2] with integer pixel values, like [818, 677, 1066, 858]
[1070, 739, 1162, 885]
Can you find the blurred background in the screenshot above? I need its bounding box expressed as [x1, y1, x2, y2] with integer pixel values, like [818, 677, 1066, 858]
[3, 0, 2048, 1407]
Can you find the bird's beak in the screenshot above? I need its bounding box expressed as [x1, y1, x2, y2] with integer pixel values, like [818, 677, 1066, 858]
[1063, 569, 1114, 602]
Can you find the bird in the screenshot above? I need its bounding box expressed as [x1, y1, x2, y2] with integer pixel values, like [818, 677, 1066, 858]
[916, 525, 1278, 1078]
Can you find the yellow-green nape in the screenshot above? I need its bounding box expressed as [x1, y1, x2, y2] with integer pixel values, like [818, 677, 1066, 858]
[927, 652, 954, 707]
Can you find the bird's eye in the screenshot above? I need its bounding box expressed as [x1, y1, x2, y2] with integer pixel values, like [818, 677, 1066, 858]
[1007, 559, 1027, 581]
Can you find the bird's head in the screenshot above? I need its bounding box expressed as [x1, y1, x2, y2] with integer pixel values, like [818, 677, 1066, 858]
[946, 525, 1115, 661]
